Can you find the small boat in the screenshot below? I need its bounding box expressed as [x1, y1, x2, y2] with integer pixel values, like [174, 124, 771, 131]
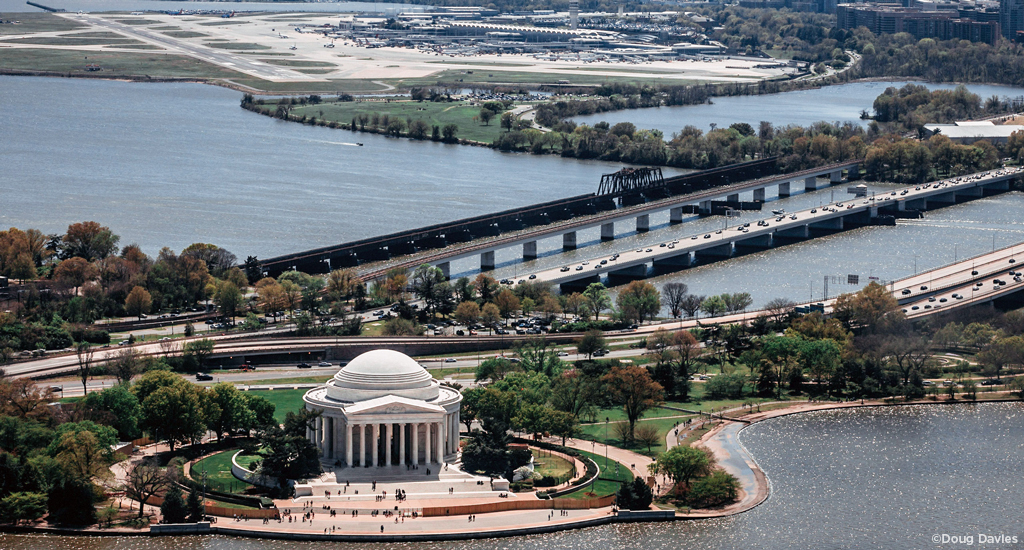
[771, 209, 785, 215]
[356, 143, 363, 146]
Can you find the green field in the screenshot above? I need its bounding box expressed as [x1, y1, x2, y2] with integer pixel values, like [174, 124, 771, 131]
[2, 36, 146, 46]
[246, 388, 306, 423]
[0, 48, 248, 79]
[204, 41, 269, 50]
[382, 69, 695, 89]
[257, 58, 334, 68]
[111, 18, 164, 26]
[0, 13, 85, 35]
[162, 31, 209, 38]
[579, 416, 691, 456]
[191, 449, 255, 494]
[558, 449, 632, 499]
[532, 449, 574, 480]
[287, 99, 514, 143]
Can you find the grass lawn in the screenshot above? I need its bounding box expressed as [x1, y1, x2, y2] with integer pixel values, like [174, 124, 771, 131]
[111, 18, 164, 25]
[0, 13, 86, 35]
[558, 448, 632, 499]
[162, 31, 209, 38]
[0, 48, 248, 79]
[191, 449, 255, 495]
[236, 375, 332, 386]
[579, 416, 692, 456]
[228, 78, 393, 94]
[3, 36, 146, 46]
[246, 389, 306, 423]
[382, 69, 697, 88]
[531, 449, 574, 480]
[204, 41, 269, 50]
[257, 58, 335, 68]
[287, 99, 513, 144]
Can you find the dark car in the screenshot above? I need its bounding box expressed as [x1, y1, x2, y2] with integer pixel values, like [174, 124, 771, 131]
[980, 379, 1000, 386]
[196, 373, 213, 381]
[297, 362, 312, 369]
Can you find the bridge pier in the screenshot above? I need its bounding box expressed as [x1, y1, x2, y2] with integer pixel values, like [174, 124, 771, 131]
[636, 214, 650, 233]
[805, 176, 822, 191]
[653, 252, 692, 269]
[928, 192, 957, 207]
[601, 222, 615, 241]
[523, 241, 538, 260]
[753, 188, 765, 202]
[480, 251, 495, 271]
[735, 234, 773, 249]
[810, 217, 844, 230]
[984, 179, 1011, 192]
[699, 199, 712, 213]
[726, 193, 740, 202]
[957, 186, 984, 199]
[778, 182, 791, 197]
[696, 243, 734, 259]
[437, 262, 450, 280]
[904, 198, 926, 210]
[830, 170, 843, 183]
[562, 231, 577, 250]
[670, 207, 684, 224]
[775, 225, 810, 239]
[609, 263, 648, 279]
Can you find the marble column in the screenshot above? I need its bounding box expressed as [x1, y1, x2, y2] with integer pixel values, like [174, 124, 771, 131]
[346, 423, 353, 467]
[436, 421, 444, 463]
[399, 423, 406, 466]
[372, 424, 379, 467]
[315, 417, 323, 454]
[412, 423, 419, 466]
[385, 423, 393, 466]
[326, 417, 334, 460]
[425, 423, 432, 464]
[359, 424, 366, 467]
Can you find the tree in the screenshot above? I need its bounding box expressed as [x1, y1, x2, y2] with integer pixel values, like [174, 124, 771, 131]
[454, 301, 481, 327]
[108, 346, 142, 385]
[551, 370, 599, 421]
[82, 384, 141, 440]
[763, 297, 796, 325]
[616, 280, 661, 324]
[53, 257, 97, 295]
[257, 409, 322, 494]
[832, 281, 901, 332]
[564, 292, 586, 319]
[479, 108, 494, 126]
[160, 484, 187, 524]
[186, 485, 204, 523]
[500, 111, 516, 132]
[722, 292, 753, 313]
[576, 329, 606, 359]
[681, 294, 704, 319]
[207, 382, 250, 442]
[634, 424, 660, 453]
[74, 342, 95, 396]
[480, 302, 501, 328]
[662, 282, 689, 319]
[0, 492, 47, 525]
[441, 123, 459, 143]
[411, 264, 447, 316]
[380, 317, 422, 336]
[700, 295, 727, 318]
[583, 283, 610, 320]
[616, 477, 653, 510]
[124, 458, 168, 519]
[687, 470, 740, 508]
[140, 384, 207, 451]
[648, 445, 713, 491]
[47, 477, 96, 526]
[124, 286, 153, 320]
[213, 281, 242, 322]
[61, 221, 119, 261]
[602, 366, 663, 441]
[493, 289, 520, 324]
[547, 409, 579, 445]
[182, 339, 215, 371]
[977, 336, 1024, 380]
[53, 430, 113, 483]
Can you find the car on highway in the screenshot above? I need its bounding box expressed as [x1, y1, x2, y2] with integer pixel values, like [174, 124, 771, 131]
[902, 289, 912, 295]
[318, 361, 332, 367]
[297, 362, 311, 369]
[576, 266, 583, 271]
[444, 358, 457, 363]
[980, 379, 1001, 386]
[557, 351, 569, 357]
[560, 266, 570, 272]
[529, 274, 537, 279]
[196, 373, 213, 381]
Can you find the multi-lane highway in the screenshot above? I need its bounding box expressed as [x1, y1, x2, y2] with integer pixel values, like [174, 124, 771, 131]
[523, 167, 1022, 287]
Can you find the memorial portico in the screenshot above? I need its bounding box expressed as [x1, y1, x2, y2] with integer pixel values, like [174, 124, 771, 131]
[302, 349, 462, 468]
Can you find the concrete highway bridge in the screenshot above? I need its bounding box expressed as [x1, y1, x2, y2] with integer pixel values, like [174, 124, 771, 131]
[358, 159, 862, 281]
[259, 158, 861, 279]
[522, 167, 1021, 291]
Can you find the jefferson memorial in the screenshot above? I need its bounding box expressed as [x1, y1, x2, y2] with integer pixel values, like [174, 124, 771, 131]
[302, 349, 463, 468]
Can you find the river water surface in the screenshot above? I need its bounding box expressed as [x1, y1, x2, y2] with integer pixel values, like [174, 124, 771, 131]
[1, 402, 1022, 549]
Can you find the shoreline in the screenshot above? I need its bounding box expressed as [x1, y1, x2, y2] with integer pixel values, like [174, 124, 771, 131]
[5, 398, 1020, 542]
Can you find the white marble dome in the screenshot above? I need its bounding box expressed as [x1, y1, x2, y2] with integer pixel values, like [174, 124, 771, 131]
[326, 349, 439, 402]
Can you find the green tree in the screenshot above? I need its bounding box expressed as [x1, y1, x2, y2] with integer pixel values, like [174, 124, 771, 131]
[213, 281, 243, 322]
[82, 385, 141, 441]
[160, 484, 187, 524]
[186, 485, 204, 523]
[583, 282, 610, 320]
[479, 108, 495, 126]
[616, 280, 661, 324]
[687, 470, 740, 508]
[576, 329, 606, 359]
[256, 409, 322, 495]
[648, 445, 713, 491]
[602, 365, 664, 441]
[47, 477, 96, 526]
[700, 295, 728, 318]
[616, 477, 653, 510]
[183, 339, 215, 371]
[140, 384, 207, 452]
[0, 492, 47, 525]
